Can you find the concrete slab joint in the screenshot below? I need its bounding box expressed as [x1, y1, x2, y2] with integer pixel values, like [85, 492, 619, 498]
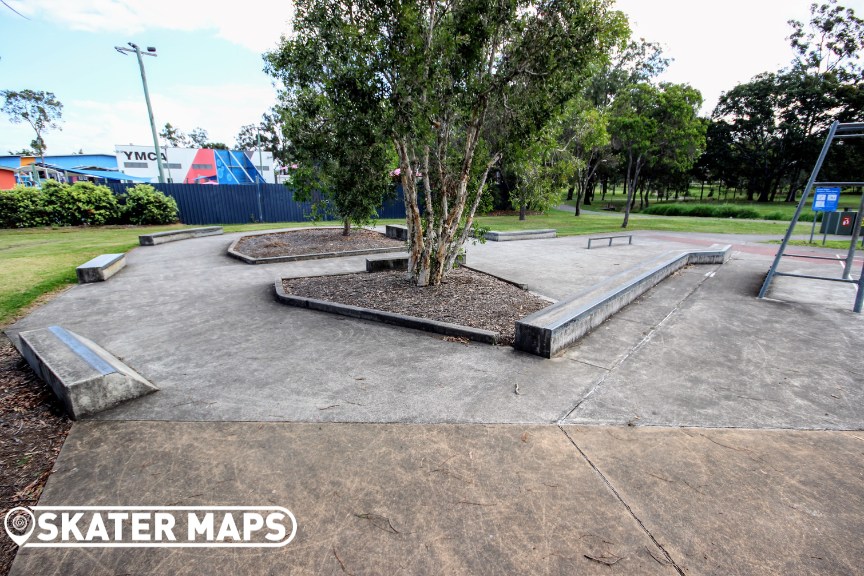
[139, 226, 223, 246]
[514, 245, 732, 358]
[76, 253, 126, 283]
[17, 326, 158, 420]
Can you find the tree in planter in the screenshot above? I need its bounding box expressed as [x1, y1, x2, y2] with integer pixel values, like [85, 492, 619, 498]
[1, 90, 63, 163]
[267, 0, 626, 286]
[270, 87, 394, 236]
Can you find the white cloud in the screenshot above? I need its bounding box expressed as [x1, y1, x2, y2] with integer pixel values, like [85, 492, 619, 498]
[6, 0, 294, 52]
[614, 0, 864, 113]
[0, 83, 279, 154]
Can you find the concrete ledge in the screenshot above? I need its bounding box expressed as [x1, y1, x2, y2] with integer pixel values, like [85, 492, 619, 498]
[76, 253, 126, 283]
[229, 238, 405, 264]
[514, 245, 732, 358]
[139, 226, 223, 246]
[274, 280, 498, 344]
[365, 253, 466, 273]
[484, 229, 557, 242]
[385, 225, 409, 241]
[17, 326, 158, 419]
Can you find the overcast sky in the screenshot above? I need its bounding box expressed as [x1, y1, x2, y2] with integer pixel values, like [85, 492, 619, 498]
[1, 0, 862, 156]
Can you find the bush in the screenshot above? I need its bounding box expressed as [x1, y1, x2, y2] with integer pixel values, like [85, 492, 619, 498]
[120, 184, 179, 225]
[642, 203, 762, 219]
[0, 186, 52, 228]
[42, 180, 120, 225]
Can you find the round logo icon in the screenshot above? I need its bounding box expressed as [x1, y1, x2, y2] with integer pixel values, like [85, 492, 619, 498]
[4, 507, 35, 547]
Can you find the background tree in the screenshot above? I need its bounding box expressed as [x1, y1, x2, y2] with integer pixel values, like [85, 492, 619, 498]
[268, 0, 627, 286]
[159, 122, 191, 147]
[610, 82, 704, 227]
[1, 90, 63, 163]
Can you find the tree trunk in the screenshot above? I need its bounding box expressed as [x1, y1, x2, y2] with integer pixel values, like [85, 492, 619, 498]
[519, 202, 527, 221]
[342, 217, 351, 236]
[622, 153, 638, 228]
[601, 177, 608, 201]
[566, 186, 574, 201]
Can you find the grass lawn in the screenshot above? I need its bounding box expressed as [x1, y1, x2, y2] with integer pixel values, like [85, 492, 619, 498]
[769, 239, 864, 251]
[475, 209, 800, 236]
[564, 191, 862, 221]
[0, 220, 402, 327]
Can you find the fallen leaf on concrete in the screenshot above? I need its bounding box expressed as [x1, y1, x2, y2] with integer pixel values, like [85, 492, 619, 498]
[355, 513, 399, 534]
[584, 553, 622, 566]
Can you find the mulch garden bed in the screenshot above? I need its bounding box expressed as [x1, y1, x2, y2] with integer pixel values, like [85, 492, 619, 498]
[282, 267, 549, 345]
[0, 336, 71, 576]
[234, 228, 404, 259]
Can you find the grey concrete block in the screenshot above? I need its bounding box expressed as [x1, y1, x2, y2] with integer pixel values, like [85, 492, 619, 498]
[365, 253, 466, 272]
[514, 246, 732, 357]
[385, 224, 409, 241]
[274, 280, 498, 344]
[485, 229, 557, 241]
[228, 238, 406, 264]
[18, 326, 158, 420]
[366, 255, 409, 272]
[76, 253, 126, 283]
[139, 226, 223, 246]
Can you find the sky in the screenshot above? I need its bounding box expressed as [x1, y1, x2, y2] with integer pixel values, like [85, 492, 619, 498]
[0, 0, 862, 156]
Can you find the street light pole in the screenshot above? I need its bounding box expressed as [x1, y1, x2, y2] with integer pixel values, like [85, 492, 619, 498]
[115, 42, 166, 184]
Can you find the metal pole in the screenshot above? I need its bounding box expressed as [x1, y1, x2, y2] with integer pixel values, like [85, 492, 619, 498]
[843, 187, 864, 279]
[255, 130, 264, 222]
[809, 215, 817, 243]
[132, 45, 166, 184]
[855, 254, 864, 313]
[759, 121, 840, 298]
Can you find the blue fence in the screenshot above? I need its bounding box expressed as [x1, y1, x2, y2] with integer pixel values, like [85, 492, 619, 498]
[106, 183, 406, 225]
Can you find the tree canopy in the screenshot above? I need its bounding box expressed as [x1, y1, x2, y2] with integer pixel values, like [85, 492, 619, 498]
[1, 89, 63, 160]
[267, 0, 627, 285]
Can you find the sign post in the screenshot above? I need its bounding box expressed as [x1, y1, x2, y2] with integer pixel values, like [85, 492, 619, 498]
[811, 187, 840, 244]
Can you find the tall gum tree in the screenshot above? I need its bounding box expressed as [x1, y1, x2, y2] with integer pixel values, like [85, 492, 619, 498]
[267, 0, 627, 286]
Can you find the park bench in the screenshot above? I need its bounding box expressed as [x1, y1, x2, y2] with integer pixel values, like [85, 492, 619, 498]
[139, 226, 223, 246]
[587, 234, 633, 249]
[76, 253, 126, 283]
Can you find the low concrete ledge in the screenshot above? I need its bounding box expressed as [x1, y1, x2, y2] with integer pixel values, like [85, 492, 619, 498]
[229, 238, 405, 265]
[139, 226, 223, 246]
[514, 245, 732, 358]
[484, 229, 557, 242]
[76, 253, 126, 283]
[365, 253, 466, 273]
[275, 280, 498, 344]
[385, 224, 409, 241]
[18, 326, 158, 419]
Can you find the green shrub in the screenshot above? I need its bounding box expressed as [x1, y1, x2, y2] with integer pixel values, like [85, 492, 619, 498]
[42, 180, 120, 225]
[120, 184, 179, 225]
[643, 203, 764, 220]
[0, 186, 52, 228]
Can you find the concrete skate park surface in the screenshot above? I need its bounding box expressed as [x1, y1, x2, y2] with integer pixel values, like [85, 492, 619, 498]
[6, 227, 864, 575]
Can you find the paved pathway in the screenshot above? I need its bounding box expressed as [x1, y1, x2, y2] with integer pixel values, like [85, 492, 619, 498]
[6, 227, 864, 575]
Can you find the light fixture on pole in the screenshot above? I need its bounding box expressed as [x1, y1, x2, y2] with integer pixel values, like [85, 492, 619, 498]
[115, 42, 166, 184]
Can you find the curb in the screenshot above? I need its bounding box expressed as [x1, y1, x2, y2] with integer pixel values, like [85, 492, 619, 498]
[274, 279, 499, 344]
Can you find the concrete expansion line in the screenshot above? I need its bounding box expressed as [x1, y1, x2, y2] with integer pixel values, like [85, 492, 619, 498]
[558, 264, 721, 423]
[558, 426, 686, 576]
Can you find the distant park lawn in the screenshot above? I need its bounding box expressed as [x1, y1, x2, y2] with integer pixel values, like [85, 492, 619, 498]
[0, 210, 805, 326]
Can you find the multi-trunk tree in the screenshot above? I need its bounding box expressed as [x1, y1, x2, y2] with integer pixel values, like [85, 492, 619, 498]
[267, 0, 626, 286]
